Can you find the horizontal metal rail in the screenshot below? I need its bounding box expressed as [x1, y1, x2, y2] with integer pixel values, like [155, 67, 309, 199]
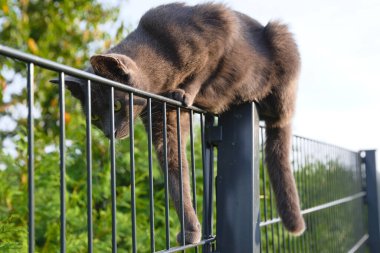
[155, 237, 216, 253]
[347, 234, 369, 253]
[260, 124, 358, 154]
[0, 44, 207, 114]
[293, 134, 358, 154]
[259, 191, 366, 227]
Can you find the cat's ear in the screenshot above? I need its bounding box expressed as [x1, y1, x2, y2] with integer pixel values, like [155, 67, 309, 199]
[50, 76, 85, 101]
[90, 54, 137, 82]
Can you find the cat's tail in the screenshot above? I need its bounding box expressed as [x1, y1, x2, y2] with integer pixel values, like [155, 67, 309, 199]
[265, 124, 305, 235]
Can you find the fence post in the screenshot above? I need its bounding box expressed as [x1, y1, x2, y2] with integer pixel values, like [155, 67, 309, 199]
[216, 102, 260, 253]
[363, 150, 380, 252]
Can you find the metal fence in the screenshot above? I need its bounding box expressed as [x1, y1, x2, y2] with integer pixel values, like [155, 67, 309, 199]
[259, 131, 367, 253]
[0, 45, 216, 253]
[1, 45, 379, 253]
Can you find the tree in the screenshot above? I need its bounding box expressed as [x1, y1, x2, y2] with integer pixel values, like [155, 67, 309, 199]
[0, 1, 133, 252]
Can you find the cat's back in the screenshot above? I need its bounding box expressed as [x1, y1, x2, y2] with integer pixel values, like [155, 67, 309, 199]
[138, 3, 239, 52]
[140, 3, 236, 32]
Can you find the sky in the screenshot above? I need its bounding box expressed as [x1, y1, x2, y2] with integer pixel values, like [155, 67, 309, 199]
[1, 0, 379, 167]
[113, 0, 380, 164]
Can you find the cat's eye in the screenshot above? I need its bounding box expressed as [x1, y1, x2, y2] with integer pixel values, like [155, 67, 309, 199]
[92, 115, 100, 121]
[114, 100, 122, 111]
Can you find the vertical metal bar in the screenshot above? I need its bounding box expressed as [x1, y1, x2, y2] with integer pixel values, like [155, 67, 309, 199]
[269, 177, 275, 251]
[216, 103, 260, 253]
[276, 217, 281, 253]
[147, 98, 155, 252]
[331, 146, 337, 251]
[189, 110, 199, 253]
[260, 128, 269, 253]
[301, 138, 310, 253]
[312, 141, 319, 252]
[294, 138, 299, 253]
[129, 92, 137, 253]
[86, 80, 93, 253]
[208, 141, 214, 237]
[307, 139, 316, 253]
[163, 102, 170, 249]
[189, 110, 197, 214]
[322, 142, 329, 251]
[336, 147, 342, 250]
[300, 138, 306, 253]
[291, 136, 297, 253]
[363, 150, 380, 252]
[176, 107, 185, 246]
[304, 138, 311, 253]
[297, 137, 305, 253]
[338, 147, 343, 251]
[200, 114, 210, 253]
[59, 72, 66, 253]
[27, 62, 35, 253]
[328, 146, 333, 250]
[295, 141, 299, 253]
[281, 224, 286, 252]
[206, 115, 215, 239]
[109, 87, 117, 253]
[326, 144, 331, 202]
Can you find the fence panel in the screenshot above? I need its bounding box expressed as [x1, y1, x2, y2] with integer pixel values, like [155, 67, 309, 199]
[259, 129, 368, 253]
[0, 45, 216, 253]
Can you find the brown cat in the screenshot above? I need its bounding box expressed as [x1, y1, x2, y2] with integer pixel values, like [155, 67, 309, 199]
[52, 2, 305, 244]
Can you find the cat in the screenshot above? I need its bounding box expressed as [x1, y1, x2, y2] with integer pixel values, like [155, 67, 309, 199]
[52, 2, 305, 244]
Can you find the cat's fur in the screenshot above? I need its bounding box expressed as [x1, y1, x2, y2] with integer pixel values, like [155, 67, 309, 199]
[52, 2, 304, 244]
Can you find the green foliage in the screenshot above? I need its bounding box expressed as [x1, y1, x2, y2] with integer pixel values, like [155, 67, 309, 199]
[0, 0, 121, 67]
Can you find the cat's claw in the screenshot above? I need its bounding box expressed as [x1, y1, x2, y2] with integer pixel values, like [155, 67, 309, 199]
[167, 89, 194, 107]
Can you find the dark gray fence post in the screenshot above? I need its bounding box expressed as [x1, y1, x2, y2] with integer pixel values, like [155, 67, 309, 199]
[363, 150, 380, 252]
[216, 103, 260, 253]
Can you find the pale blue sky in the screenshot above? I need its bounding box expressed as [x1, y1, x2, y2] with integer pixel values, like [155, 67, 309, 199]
[115, 0, 380, 159]
[2, 0, 378, 166]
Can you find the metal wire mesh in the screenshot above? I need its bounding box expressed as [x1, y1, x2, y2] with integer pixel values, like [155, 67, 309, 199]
[259, 127, 368, 253]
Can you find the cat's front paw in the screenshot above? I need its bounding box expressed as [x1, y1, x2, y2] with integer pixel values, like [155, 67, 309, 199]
[176, 223, 201, 245]
[167, 89, 194, 107]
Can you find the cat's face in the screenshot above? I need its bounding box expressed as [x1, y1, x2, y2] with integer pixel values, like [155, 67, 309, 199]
[51, 54, 147, 139]
[86, 85, 146, 139]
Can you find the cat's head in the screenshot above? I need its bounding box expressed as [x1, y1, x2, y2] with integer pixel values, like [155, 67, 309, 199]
[51, 54, 147, 139]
